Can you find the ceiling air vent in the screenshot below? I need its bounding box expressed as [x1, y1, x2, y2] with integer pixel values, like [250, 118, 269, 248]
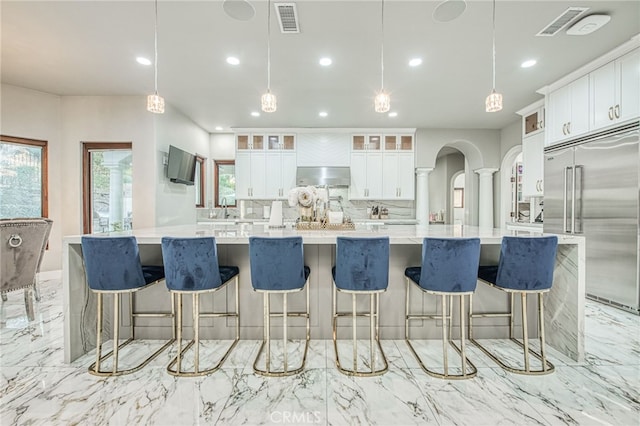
[275, 3, 300, 33]
[536, 7, 589, 36]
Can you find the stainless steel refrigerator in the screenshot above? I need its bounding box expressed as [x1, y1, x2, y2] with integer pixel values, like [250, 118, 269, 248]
[544, 122, 639, 314]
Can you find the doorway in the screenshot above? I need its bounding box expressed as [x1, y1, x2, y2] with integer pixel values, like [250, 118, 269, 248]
[451, 172, 465, 225]
[82, 142, 133, 234]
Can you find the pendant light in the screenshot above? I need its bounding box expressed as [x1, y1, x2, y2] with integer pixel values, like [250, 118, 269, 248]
[147, 0, 164, 114]
[374, 0, 390, 113]
[485, 0, 502, 112]
[261, 0, 277, 113]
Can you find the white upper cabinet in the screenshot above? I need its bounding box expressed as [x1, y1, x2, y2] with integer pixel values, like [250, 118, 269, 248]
[236, 151, 266, 199]
[349, 152, 383, 200]
[265, 151, 297, 199]
[521, 132, 544, 197]
[547, 75, 589, 145]
[352, 134, 382, 151]
[517, 100, 545, 197]
[383, 134, 414, 151]
[590, 48, 640, 131]
[382, 152, 415, 199]
[266, 134, 296, 150]
[236, 134, 264, 150]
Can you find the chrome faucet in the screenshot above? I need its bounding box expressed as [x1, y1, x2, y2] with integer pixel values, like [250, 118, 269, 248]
[221, 197, 229, 218]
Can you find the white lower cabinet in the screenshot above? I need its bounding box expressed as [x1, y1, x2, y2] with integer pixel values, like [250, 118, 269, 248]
[382, 153, 414, 199]
[522, 132, 544, 197]
[349, 152, 383, 199]
[236, 152, 266, 199]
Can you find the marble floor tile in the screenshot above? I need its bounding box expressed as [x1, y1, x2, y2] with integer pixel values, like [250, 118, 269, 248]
[1, 278, 639, 426]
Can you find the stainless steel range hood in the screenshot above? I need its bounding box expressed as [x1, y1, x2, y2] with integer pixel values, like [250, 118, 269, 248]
[296, 167, 350, 187]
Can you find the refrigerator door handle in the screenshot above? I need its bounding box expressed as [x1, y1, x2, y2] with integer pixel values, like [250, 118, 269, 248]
[571, 166, 577, 234]
[563, 166, 572, 233]
[574, 165, 584, 234]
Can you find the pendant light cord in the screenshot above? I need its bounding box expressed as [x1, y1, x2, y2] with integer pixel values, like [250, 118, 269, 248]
[267, 0, 272, 92]
[153, 0, 159, 95]
[491, 0, 496, 91]
[380, 0, 385, 90]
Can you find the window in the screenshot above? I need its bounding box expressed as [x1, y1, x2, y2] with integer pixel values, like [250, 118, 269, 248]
[214, 160, 236, 207]
[195, 155, 205, 207]
[453, 188, 464, 208]
[0, 135, 48, 219]
[82, 143, 132, 234]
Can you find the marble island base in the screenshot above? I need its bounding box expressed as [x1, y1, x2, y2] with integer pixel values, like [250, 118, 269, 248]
[63, 224, 585, 364]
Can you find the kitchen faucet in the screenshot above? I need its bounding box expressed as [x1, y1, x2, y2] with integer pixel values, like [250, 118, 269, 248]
[221, 197, 229, 218]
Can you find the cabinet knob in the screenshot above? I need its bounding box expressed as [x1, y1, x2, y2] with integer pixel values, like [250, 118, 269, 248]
[562, 123, 567, 135]
[567, 122, 571, 134]
[614, 104, 620, 119]
[608, 107, 614, 121]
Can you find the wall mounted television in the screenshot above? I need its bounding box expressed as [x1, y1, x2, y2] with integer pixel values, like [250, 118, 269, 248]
[167, 145, 196, 185]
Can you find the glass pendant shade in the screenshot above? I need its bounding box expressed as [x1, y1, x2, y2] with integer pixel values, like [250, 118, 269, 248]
[485, 90, 503, 112]
[147, 93, 165, 114]
[261, 91, 277, 113]
[374, 91, 391, 113]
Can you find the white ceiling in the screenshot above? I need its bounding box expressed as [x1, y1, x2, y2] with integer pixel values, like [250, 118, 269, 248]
[2, 1, 639, 133]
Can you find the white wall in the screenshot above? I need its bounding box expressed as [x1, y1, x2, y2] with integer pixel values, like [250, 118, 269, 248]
[210, 133, 235, 160]
[1, 84, 62, 271]
[155, 104, 210, 226]
[61, 95, 156, 236]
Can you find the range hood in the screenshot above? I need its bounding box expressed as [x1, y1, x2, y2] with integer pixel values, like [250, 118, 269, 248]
[296, 167, 350, 187]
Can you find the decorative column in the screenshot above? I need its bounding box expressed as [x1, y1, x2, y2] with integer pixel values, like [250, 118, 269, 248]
[475, 168, 498, 229]
[415, 167, 433, 226]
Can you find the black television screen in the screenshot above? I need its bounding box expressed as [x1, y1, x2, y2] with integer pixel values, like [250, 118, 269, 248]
[167, 145, 196, 185]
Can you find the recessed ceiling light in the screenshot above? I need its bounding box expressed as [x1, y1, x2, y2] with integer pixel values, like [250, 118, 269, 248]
[319, 57, 332, 66]
[251, 111, 260, 117]
[408, 58, 422, 67]
[136, 57, 151, 66]
[215, 126, 223, 131]
[521, 59, 537, 68]
[226, 57, 240, 65]
[319, 111, 328, 117]
[388, 112, 398, 117]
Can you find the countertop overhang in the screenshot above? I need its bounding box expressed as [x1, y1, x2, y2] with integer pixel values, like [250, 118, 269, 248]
[64, 224, 582, 246]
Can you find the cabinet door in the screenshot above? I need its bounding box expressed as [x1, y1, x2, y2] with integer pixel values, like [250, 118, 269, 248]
[382, 154, 399, 198]
[522, 133, 544, 197]
[396, 153, 415, 199]
[547, 85, 570, 145]
[264, 152, 282, 198]
[236, 134, 250, 150]
[349, 153, 367, 199]
[250, 152, 266, 199]
[280, 152, 297, 197]
[569, 76, 589, 138]
[590, 61, 616, 130]
[618, 49, 640, 123]
[366, 153, 383, 199]
[235, 152, 252, 198]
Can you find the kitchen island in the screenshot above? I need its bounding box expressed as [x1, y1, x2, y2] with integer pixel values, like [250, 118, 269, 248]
[63, 224, 585, 363]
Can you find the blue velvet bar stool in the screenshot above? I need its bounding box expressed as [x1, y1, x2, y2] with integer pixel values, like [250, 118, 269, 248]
[332, 236, 390, 377]
[161, 236, 240, 377]
[249, 236, 310, 377]
[81, 236, 175, 376]
[404, 237, 481, 379]
[469, 235, 558, 375]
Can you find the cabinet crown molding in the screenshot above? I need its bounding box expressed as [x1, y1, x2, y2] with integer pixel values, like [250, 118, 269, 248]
[536, 34, 640, 95]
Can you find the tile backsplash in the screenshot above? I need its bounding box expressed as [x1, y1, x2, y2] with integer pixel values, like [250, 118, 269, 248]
[198, 188, 415, 221]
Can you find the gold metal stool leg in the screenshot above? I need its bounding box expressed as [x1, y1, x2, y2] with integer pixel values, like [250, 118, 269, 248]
[405, 277, 477, 379]
[253, 283, 310, 377]
[332, 285, 388, 377]
[469, 288, 555, 375]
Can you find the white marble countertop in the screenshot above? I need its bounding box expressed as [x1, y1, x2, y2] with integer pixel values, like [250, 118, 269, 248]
[64, 224, 583, 245]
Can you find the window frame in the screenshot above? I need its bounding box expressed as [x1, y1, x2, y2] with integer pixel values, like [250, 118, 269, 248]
[195, 155, 205, 208]
[213, 160, 236, 208]
[82, 142, 132, 234]
[0, 135, 49, 219]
